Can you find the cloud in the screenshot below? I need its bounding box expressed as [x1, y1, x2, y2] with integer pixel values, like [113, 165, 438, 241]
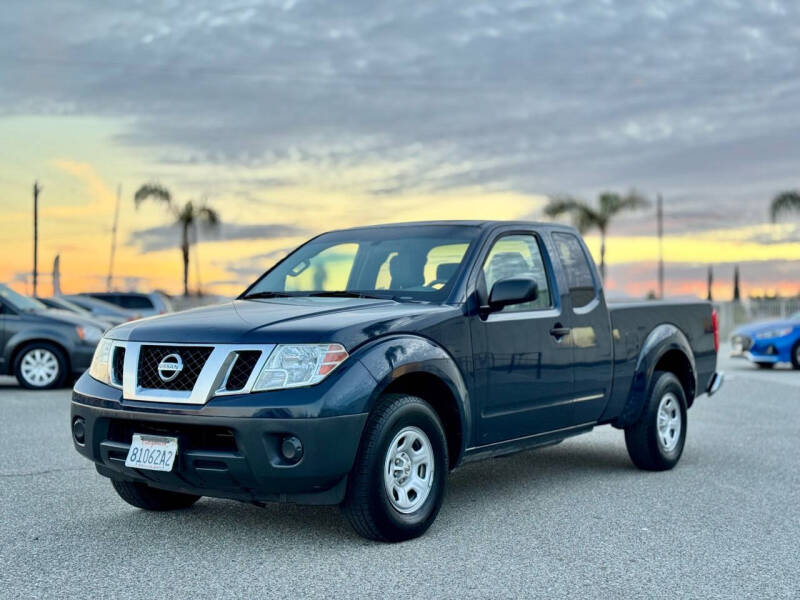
[127, 222, 307, 252]
[2, 0, 799, 217]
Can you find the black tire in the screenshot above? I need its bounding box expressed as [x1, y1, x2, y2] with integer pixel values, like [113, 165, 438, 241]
[624, 371, 687, 471]
[342, 394, 448, 542]
[13, 342, 69, 389]
[755, 362, 775, 370]
[791, 341, 800, 370]
[111, 479, 200, 511]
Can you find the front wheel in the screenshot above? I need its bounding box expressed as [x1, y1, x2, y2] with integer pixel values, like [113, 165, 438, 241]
[755, 362, 775, 370]
[624, 371, 687, 471]
[14, 342, 68, 389]
[342, 394, 448, 542]
[791, 341, 800, 370]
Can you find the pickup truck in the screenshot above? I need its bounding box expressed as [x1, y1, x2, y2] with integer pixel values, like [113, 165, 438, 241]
[71, 221, 723, 542]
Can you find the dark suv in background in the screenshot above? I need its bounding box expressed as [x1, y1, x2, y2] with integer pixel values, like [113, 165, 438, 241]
[84, 292, 173, 317]
[1, 284, 107, 388]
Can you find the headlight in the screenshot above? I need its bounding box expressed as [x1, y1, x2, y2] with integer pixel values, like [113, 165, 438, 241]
[755, 328, 793, 339]
[252, 344, 349, 391]
[76, 325, 104, 345]
[88, 337, 113, 384]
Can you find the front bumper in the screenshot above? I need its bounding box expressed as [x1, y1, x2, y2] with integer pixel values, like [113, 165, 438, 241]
[71, 368, 372, 505]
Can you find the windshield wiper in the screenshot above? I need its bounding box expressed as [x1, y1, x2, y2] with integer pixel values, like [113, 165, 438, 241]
[308, 291, 385, 299]
[241, 291, 295, 300]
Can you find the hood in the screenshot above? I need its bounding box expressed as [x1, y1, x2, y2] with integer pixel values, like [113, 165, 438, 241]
[34, 309, 110, 331]
[106, 297, 459, 348]
[732, 319, 799, 337]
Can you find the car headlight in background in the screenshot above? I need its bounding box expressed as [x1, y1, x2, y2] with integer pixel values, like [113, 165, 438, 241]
[88, 337, 113, 384]
[755, 328, 793, 339]
[253, 344, 349, 391]
[76, 325, 104, 345]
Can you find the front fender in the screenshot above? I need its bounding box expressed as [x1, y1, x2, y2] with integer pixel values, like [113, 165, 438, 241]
[354, 335, 472, 461]
[4, 327, 77, 369]
[614, 324, 696, 428]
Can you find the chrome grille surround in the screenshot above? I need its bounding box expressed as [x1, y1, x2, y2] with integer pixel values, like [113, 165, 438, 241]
[109, 341, 275, 404]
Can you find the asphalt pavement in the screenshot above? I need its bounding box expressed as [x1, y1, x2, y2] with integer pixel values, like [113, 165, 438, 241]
[1, 346, 798, 599]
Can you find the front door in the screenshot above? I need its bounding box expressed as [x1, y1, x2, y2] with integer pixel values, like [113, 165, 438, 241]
[472, 232, 575, 446]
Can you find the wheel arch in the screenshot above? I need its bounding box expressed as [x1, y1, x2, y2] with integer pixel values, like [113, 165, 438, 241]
[355, 335, 471, 469]
[9, 336, 72, 376]
[614, 324, 697, 428]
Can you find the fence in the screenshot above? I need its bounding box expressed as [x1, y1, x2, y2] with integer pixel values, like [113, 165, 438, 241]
[714, 298, 800, 339]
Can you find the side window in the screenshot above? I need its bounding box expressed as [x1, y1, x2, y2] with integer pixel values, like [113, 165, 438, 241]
[118, 295, 155, 310]
[482, 234, 552, 311]
[284, 243, 358, 291]
[552, 232, 597, 308]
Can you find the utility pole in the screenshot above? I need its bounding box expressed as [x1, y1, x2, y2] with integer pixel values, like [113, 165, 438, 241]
[657, 194, 664, 299]
[33, 181, 41, 296]
[707, 265, 713, 301]
[106, 184, 121, 291]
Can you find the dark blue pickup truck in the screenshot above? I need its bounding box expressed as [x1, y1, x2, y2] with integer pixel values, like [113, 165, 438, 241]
[71, 221, 722, 541]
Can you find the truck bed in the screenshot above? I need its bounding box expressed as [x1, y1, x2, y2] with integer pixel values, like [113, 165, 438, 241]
[601, 300, 718, 423]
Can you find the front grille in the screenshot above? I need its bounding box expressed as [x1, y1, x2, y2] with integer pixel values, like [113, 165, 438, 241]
[111, 346, 125, 385]
[225, 351, 262, 391]
[731, 334, 753, 351]
[107, 420, 237, 452]
[137, 345, 213, 390]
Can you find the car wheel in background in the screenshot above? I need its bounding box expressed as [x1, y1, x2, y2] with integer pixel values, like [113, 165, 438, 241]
[13, 342, 68, 389]
[111, 479, 200, 511]
[755, 362, 775, 370]
[342, 393, 448, 542]
[791, 342, 800, 370]
[624, 371, 687, 471]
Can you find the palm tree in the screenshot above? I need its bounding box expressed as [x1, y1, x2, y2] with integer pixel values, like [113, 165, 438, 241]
[769, 190, 800, 223]
[134, 183, 220, 296]
[544, 191, 649, 281]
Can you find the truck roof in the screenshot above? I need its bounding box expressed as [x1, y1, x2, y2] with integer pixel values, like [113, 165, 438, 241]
[331, 219, 576, 233]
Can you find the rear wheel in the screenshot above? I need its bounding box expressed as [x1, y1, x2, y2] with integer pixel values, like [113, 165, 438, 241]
[342, 394, 448, 542]
[111, 479, 200, 511]
[624, 371, 687, 471]
[14, 342, 68, 389]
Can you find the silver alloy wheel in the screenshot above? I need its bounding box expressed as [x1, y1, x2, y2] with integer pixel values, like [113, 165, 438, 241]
[383, 426, 435, 514]
[20, 348, 60, 387]
[656, 392, 682, 452]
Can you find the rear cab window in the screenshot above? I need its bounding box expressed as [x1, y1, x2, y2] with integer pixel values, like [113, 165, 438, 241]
[551, 232, 598, 309]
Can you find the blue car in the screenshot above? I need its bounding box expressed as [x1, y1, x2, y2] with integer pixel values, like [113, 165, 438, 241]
[730, 312, 800, 369]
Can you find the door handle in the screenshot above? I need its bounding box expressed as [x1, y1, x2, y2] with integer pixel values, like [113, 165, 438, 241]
[549, 325, 571, 340]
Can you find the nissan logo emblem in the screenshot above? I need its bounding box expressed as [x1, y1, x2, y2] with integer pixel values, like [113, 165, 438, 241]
[157, 353, 184, 382]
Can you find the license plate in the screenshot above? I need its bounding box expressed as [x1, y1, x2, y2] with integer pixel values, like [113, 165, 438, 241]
[125, 434, 178, 472]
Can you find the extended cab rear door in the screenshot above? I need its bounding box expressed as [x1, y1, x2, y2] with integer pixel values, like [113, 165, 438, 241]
[549, 231, 614, 424]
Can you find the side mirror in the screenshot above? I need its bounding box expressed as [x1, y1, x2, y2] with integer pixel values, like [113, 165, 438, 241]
[488, 277, 538, 311]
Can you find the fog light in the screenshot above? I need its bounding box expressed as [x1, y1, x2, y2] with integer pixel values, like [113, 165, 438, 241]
[72, 417, 86, 445]
[280, 436, 303, 463]
[767, 345, 778, 355]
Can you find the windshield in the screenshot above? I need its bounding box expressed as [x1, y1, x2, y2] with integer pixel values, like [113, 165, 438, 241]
[242, 225, 480, 301]
[791, 311, 800, 321]
[0, 284, 47, 312]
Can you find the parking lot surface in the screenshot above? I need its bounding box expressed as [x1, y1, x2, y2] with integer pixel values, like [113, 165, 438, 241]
[1, 347, 798, 599]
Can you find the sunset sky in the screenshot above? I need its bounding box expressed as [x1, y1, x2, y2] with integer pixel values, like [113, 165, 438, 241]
[2, 1, 799, 300]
